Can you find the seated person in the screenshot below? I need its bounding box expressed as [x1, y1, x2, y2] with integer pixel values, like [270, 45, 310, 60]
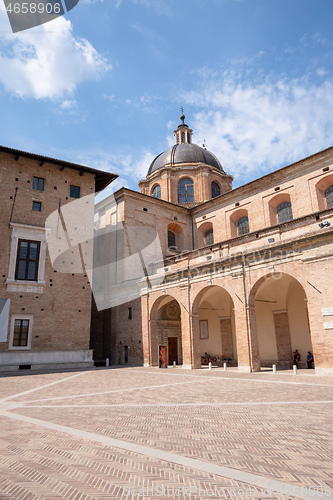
[201, 352, 210, 365]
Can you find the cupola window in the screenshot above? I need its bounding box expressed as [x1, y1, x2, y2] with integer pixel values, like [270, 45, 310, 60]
[181, 132, 185, 143]
[325, 185, 333, 209]
[237, 216, 250, 236]
[211, 181, 220, 199]
[277, 201, 293, 223]
[152, 184, 161, 199]
[178, 178, 194, 203]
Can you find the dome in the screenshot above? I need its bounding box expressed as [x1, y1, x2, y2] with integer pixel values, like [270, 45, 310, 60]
[148, 143, 224, 176]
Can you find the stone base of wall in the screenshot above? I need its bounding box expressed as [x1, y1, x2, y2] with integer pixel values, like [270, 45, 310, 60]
[237, 366, 252, 373]
[261, 360, 292, 369]
[315, 367, 333, 376]
[0, 349, 94, 372]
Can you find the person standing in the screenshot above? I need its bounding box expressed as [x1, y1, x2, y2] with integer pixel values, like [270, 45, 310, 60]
[307, 352, 314, 369]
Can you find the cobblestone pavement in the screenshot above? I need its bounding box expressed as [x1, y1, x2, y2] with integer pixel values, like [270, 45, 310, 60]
[0, 367, 333, 499]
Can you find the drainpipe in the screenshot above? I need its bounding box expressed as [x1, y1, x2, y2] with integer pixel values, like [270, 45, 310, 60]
[187, 255, 194, 368]
[191, 213, 195, 251]
[147, 289, 151, 367]
[241, 250, 253, 371]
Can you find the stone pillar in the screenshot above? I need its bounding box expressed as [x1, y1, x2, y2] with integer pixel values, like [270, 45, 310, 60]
[180, 292, 194, 369]
[149, 319, 159, 366]
[234, 304, 251, 371]
[141, 294, 150, 367]
[247, 305, 262, 372]
[190, 313, 202, 369]
[306, 283, 333, 375]
[235, 302, 261, 372]
[220, 317, 234, 360]
[273, 311, 292, 361]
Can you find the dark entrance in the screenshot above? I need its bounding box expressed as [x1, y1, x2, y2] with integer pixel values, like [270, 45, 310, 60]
[168, 337, 178, 365]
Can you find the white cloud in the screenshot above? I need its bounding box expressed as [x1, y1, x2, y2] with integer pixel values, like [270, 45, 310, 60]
[182, 71, 333, 185]
[78, 147, 156, 203]
[0, 7, 111, 99]
[60, 99, 77, 109]
[73, 146, 154, 186]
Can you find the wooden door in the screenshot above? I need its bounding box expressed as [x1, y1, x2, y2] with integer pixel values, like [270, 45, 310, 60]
[168, 337, 178, 365]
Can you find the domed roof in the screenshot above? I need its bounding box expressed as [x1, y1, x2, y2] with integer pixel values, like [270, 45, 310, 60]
[148, 143, 224, 176]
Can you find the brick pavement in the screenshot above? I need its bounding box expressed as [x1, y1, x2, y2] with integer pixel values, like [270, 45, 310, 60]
[0, 367, 333, 500]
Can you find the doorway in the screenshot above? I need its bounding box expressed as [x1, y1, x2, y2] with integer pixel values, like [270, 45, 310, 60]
[168, 337, 178, 365]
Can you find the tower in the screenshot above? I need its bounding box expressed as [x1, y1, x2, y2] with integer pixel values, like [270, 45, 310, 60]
[138, 112, 233, 206]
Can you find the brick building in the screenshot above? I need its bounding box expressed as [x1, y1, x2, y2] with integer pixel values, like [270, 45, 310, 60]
[92, 114, 333, 375]
[0, 146, 116, 371]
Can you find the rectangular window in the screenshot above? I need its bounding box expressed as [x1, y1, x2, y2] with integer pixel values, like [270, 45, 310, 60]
[110, 212, 117, 225]
[128, 307, 132, 320]
[70, 185, 80, 198]
[33, 177, 44, 191]
[13, 319, 29, 347]
[9, 314, 33, 350]
[32, 201, 41, 211]
[15, 240, 40, 281]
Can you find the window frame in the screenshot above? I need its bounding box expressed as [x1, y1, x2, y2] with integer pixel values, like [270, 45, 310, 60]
[32, 201, 42, 212]
[152, 184, 161, 199]
[277, 201, 293, 224]
[178, 178, 194, 204]
[204, 228, 214, 246]
[325, 185, 333, 209]
[7, 223, 49, 291]
[15, 239, 40, 282]
[168, 230, 177, 250]
[8, 314, 33, 350]
[70, 185, 80, 199]
[32, 177, 44, 191]
[237, 216, 250, 236]
[211, 181, 221, 199]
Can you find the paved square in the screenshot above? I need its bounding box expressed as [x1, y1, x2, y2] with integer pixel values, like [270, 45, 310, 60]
[0, 367, 333, 499]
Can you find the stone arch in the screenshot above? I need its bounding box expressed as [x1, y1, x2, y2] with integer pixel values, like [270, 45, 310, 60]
[197, 221, 214, 248]
[167, 222, 184, 253]
[249, 272, 312, 369]
[150, 294, 182, 366]
[315, 173, 333, 211]
[192, 285, 237, 368]
[230, 208, 249, 238]
[268, 192, 293, 226]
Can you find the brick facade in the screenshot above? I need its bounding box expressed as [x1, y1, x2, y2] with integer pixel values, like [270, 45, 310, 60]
[93, 120, 333, 376]
[0, 146, 116, 371]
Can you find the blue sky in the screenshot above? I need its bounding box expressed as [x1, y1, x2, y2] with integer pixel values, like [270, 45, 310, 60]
[0, 0, 333, 201]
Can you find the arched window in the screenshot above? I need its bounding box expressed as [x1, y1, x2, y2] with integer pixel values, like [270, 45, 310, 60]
[178, 178, 194, 203]
[204, 228, 214, 246]
[168, 230, 176, 250]
[237, 216, 250, 236]
[277, 201, 293, 223]
[181, 132, 185, 143]
[325, 185, 333, 209]
[152, 184, 161, 199]
[211, 181, 220, 199]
